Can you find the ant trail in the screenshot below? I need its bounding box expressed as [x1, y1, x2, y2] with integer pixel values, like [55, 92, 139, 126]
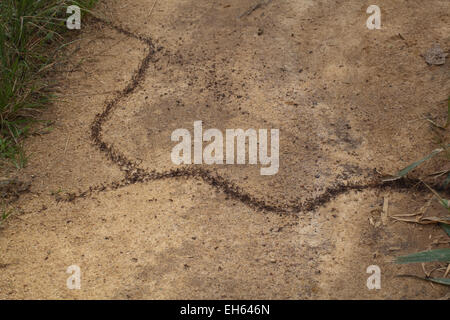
[59, 17, 441, 215]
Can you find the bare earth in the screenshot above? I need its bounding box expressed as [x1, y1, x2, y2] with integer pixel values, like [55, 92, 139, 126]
[1, 0, 449, 299]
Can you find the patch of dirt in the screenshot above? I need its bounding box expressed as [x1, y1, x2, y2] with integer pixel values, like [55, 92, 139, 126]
[0, 0, 449, 299]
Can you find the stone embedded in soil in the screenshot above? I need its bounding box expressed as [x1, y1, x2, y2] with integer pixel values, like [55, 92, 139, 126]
[424, 43, 448, 65]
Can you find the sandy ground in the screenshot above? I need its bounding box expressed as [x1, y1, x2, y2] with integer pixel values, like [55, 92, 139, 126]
[1, 0, 449, 299]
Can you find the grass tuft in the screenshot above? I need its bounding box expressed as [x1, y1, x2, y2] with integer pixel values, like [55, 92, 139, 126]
[0, 0, 97, 165]
[391, 97, 450, 286]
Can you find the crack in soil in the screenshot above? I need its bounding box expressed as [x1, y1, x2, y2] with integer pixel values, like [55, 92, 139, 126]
[58, 17, 439, 214]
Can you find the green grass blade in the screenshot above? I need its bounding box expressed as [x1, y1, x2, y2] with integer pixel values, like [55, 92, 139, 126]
[383, 147, 448, 181]
[397, 149, 443, 177]
[395, 248, 450, 264]
[443, 172, 450, 188]
[428, 278, 450, 286]
[439, 223, 450, 237]
[423, 182, 450, 210]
